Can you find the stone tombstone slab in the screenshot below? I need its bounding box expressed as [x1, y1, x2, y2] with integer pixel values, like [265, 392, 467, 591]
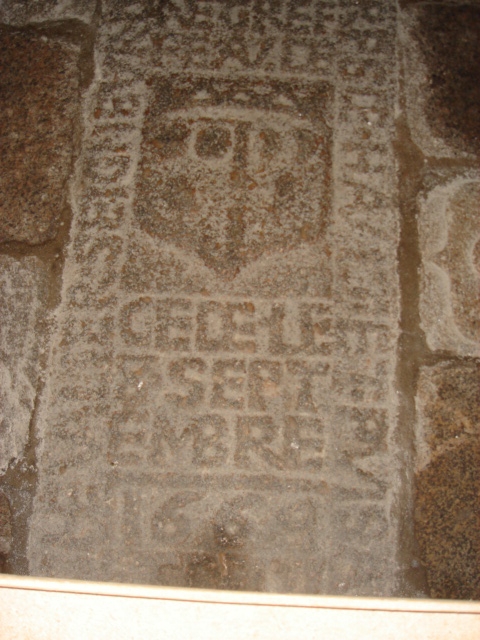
[418, 176, 480, 357]
[0, 256, 49, 473]
[0, 27, 80, 244]
[29, 0, 400, 596]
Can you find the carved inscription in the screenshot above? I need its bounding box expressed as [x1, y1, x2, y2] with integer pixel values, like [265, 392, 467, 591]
[154, 0, 337, 76]
[28, 0, 401, 594]
[111, 296, 332, 474]
[119, 296, 332, 355]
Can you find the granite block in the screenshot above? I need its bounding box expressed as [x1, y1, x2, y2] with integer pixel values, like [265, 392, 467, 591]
[0, 27, 80, 244]
[415, 362, 480, 599]
[0, 256, 49, 472]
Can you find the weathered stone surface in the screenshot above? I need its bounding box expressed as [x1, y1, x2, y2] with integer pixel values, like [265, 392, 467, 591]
[0, 256, 49, 473]
[0, 27, 80, 244]
[28, 0, 401, 595]
[0, 490, 12, 571]
[399, 1, 480, 602]
[418, 177, 480, 357]
[0, 0, 96, 25]
[401, 2, 480, 157]
[415, 362, 480, 599]
[135, 76, 332, 279]
[150, 0, 337, 77]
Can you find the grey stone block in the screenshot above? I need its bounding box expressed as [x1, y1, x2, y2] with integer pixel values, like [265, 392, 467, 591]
[0, 256, 49, 472]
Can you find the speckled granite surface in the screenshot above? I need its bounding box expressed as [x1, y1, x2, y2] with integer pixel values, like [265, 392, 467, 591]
[415, 362, 480, 599]
[0, 26, 80, 244]
[0, 0, 478, 599]
[401, 0, 480, 599]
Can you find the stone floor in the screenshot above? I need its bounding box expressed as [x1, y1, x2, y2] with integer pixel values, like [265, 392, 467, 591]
[0, 0, 478, 599]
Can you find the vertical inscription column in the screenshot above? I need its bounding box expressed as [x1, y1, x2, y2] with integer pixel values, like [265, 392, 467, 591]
[27, 4, 153, 579]
[328, 0, 400, 594]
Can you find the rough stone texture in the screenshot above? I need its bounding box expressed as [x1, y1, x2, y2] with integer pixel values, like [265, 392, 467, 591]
[135, 76, 332, 278]
[418, 177, 480, 357]
[0, 256, 49, 473]
[401, 2, 480, 158]
[0, 27, 80, 244]
[415, 362, 480, 600]
[402, 1, 480, 601]
[0, 0, 96, 25]
[0, 0, 471, 600]
[28, 0, 401, 596]
[0, 490, 12, 572]
[0, 491, 12, 557]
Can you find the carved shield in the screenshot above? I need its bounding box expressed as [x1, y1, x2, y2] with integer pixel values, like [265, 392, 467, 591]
[135, 76, 332, 279]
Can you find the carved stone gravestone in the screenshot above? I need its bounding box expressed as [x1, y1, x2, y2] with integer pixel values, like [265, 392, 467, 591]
[28, 0, 400, 595]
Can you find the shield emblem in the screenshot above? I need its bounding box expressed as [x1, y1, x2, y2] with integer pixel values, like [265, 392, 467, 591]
[135, 76, 332, 279]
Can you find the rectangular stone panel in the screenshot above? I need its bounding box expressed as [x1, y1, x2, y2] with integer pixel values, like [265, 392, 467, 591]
[0, 27, 80, 244]
[0, 256, 49, 472]
[28, 0, 401, 596]
[418, 174, 480, 357]
[415, 362, 480, 600]
[0, 1, 96, 25]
